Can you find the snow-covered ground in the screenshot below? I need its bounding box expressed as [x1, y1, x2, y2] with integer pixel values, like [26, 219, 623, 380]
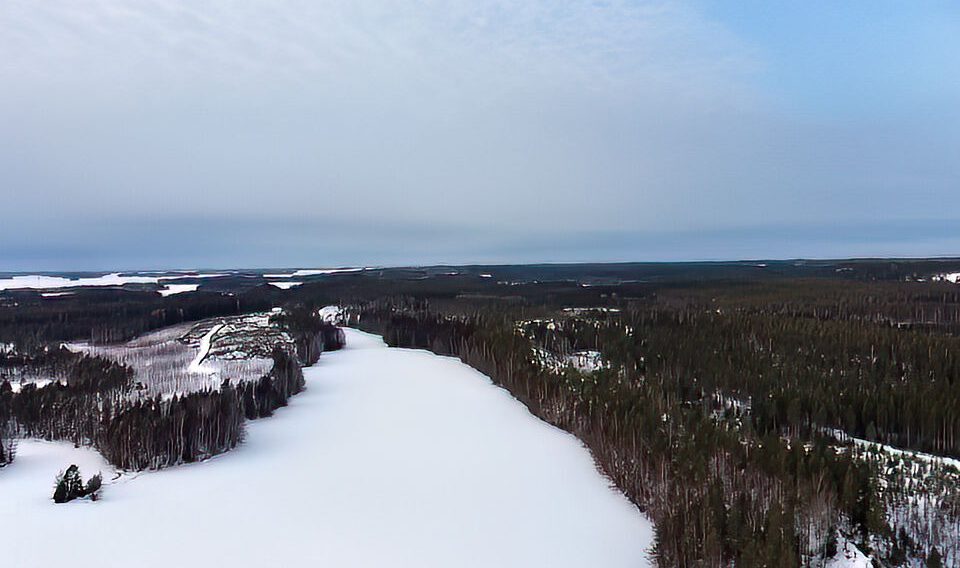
[932, 272, 960, 283]
[318, 304, 344, 323]
[567, 350, 605, 372]
[1, 329, 653, 567]
[532, 347, 607, 374]
[826, 536, 872, 568]
[267, 280, 303, 289]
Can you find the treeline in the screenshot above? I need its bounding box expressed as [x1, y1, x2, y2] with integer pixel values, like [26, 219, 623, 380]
[655, 279, 960, 335]
[272, 307, 346, 364]
[0, 384, 14, 467]
[352, 300, 932, 567]
[0, 287, 274, 348]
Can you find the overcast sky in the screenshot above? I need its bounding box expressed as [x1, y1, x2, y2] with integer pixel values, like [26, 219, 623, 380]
[2, 1, 959, 271]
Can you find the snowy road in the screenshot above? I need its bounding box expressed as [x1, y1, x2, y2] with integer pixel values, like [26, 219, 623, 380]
[2, 329, 653, 567]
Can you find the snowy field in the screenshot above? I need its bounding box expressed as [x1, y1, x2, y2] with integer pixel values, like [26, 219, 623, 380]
[2, 329, 653, 567]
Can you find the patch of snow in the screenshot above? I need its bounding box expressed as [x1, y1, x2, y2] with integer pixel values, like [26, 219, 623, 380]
[187, 324, 225, 375]
[8, 379, 57, 393]
[1, 329, 653, 567]
[268, 281, 303, 290]
[479, 273, 493, 278]
[828, 429, 960, 472]
[825, 535, 871, 567]
[562, 307, 621, 315]
[932, 272, 960, 283]
[567, 350, 605, 372]
[318, 305, 343, 324]
[40, 291, 74, 298]
[159, 284, 199, 297]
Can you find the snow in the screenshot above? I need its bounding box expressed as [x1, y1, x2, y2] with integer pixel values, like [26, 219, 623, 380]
[828, 428, 960, 472]
[1, 329, 653, 567]
[562, 307, 621, 314]
[0, 273, 159, 291]
[318, 305, 344, 323]
[932, 272, 960, 283]
[158, 283, 199, 296]
[0, 272, 227, 293]
[8, 379, 57, 393]
[825, 536, 872, 567]
[268, 281, 303, 289]
[567, 350, 605, 372]
[187, 323, 225, 375]
[263, 267, 366, 278]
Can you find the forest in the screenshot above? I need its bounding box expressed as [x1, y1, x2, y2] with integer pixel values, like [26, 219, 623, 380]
[3, 260, 960, 566]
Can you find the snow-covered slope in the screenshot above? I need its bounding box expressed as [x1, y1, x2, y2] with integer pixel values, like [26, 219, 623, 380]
[2, 329, 653, 567]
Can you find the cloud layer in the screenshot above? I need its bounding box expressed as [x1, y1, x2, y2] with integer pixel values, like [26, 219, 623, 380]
[1, 1, 958, 269]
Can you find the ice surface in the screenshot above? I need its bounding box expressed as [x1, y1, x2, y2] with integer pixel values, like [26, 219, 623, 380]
[1, 329, 653, 567]
[263, 267, 366, 278]
[0, 273, 159, 291]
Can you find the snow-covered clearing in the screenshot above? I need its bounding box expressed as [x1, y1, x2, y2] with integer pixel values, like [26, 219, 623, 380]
[267, 280, 302, 289]
[158, 283, 199, 296]
[2, 329, 653, 567]
[69, 315, 280, 398]
[826, 536, 872, 568]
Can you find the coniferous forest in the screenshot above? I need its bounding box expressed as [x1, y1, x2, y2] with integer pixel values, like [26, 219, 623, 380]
[3, 261, 960, 566]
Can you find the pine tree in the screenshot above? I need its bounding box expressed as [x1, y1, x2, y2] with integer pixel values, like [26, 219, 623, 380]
[927, 546, 943, 568]
[53, 464, 85, 503]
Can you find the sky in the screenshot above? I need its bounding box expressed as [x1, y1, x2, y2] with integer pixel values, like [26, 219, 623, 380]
[1, 1, 959, 271]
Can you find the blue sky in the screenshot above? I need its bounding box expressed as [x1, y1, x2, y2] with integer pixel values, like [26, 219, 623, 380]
[696, 1, 960, 116]
[1, 1, 958, 271]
